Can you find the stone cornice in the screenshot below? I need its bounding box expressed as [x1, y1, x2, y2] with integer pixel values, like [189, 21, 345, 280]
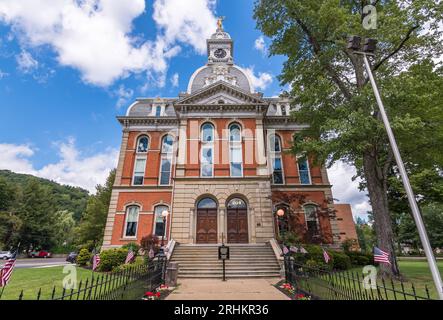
[117, 116, 179, 128]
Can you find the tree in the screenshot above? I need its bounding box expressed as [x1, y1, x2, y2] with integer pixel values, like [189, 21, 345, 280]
[254, 0, 443, 276]
[75, 169, 116, 248]
[16, 179, 57, 250]
[355, 217, 375, 253]
[53, 210, 76, 247]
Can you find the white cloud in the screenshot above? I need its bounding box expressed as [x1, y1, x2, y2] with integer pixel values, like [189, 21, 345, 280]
[152, 0, 217, 54]
[0, 139, 118, 193]
[16, 50, 38, 73]
[0, 0, 218, 87]
[115, 84, 134, 109]
[254, 35, 266, 54]
[327, 161, 371, 221]
[170, 73, 179, 87]
[243, 66, 273, 92]
[0, 69, 8, 79]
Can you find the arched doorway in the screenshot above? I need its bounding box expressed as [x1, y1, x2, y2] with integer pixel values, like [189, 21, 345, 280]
[227, 198, 248, 243]
[196, 197, 218, 244]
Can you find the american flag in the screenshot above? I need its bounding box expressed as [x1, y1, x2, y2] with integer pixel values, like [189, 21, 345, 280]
[374, 247, 391, 265]
[0, 251, 17, 287]
[299, 246, 308, 254]
[92, 254, 101, 271]
[289, 246, 298, 253]
[322, 248, 330, 263]
[282, 246, 289, 255]
[125, 250, 135, 264]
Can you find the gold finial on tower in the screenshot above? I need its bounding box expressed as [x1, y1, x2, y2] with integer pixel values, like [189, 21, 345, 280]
[217, 16, 225, 31]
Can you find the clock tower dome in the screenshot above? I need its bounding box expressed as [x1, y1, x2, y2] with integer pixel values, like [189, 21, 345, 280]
[207, 17, 233, 65]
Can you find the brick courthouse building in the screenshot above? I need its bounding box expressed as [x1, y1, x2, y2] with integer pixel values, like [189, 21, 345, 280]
[102, 22, 356, 253]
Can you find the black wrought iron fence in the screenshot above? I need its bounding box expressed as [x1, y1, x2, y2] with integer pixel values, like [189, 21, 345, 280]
[6, 257, 166, 301]
[284, 256, 432, 300]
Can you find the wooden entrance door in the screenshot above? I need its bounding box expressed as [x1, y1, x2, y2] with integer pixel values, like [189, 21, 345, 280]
[227, 198, 248, 243]
[196, 209, 217, 243]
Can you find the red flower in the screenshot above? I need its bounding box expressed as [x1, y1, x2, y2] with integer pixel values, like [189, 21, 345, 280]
[156, 292, 161, 297]
[145, 291, 154, 296]
[295, 294, 305, 299]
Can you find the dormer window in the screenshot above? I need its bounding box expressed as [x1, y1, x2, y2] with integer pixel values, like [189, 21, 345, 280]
[281, 105, 287, 116]
[155, 106, 162, 117]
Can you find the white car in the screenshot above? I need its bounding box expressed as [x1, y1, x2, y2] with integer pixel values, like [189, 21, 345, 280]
[0, 251, 13, 260]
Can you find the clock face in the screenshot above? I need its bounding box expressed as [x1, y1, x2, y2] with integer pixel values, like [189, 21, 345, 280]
[214, 48, 227, 59]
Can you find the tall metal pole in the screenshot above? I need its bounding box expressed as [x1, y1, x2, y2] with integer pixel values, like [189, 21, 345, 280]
[363, 54, 443, 300]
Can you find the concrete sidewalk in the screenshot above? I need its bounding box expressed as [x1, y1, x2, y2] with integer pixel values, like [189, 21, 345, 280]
[166, 278, 289, 300]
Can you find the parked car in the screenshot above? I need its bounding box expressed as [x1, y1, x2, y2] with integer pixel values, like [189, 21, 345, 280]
[0, 251, 13, 260]
[28, 250, 51, 258]
[66, 252, 78, 263]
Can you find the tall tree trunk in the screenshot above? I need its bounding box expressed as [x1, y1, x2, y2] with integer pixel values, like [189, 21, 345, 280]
[363, 151, 400, 277]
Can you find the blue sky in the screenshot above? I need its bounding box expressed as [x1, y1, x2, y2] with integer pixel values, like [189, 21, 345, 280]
[0, 0, 370, 219]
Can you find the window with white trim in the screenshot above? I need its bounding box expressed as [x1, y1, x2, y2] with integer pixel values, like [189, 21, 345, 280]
[269, 134, 284, 184]
[229, 123, 243, 177]
[155, 106, 162, 117]
[133, 157, 146, 185]
[201, 123, 214, 177]
[304, 205, 319, 237]
[298, 157, 311, 185]
[124, 206, 139, 237]
[136, 136, 149, 153]
[154, 205, 168, 237]
[159, 135, 173, 185]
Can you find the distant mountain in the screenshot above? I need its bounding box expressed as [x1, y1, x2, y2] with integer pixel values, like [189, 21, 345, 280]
[0, 170, 90, 221]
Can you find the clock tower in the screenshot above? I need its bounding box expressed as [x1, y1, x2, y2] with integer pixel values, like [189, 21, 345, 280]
[207, 17, 233, 65]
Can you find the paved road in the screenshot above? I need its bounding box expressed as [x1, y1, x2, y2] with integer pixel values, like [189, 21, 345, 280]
[0, 258, 71, 269]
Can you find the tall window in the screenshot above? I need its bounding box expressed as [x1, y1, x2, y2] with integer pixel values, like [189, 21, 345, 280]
[133, 157, 146, 185]
[298, 157, 311, 185]
[201, 123, 214, 177]
[269, 134, 284, 184]
[154, 205, 168, 237]
[281, 105, 287, 116]
[304, 205, 319, 238]
[229, 123, 243, 177]
[137, 136, 149, 153]
[159, 135, 173, 185]
[155, 106, 162, 117]
[124, 206, 139, 237]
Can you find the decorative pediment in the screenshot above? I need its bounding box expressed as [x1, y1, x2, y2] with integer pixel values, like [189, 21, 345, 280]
[175, 81, 266, 106]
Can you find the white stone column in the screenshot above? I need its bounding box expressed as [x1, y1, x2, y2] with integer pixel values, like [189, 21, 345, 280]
[219, 207, 226, 244]
[255, 119, 268, 176]
[176, 119, 187, 177]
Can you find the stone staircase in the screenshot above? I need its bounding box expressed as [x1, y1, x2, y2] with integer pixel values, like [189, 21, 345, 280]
[170, 243, 281, 278]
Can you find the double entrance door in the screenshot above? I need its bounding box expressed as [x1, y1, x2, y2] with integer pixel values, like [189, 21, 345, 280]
[195, 197, 248, 244]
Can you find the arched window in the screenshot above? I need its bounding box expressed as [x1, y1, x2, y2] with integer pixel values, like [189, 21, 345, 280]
[154, 205, 169, 237]
[137, 136, 149, 153]
[159, 135, 174, 185]
[201, 123, 214, 177]
[197, 197, 217, 209]
[201, 123, 214, 142]
[269, 134, 284, 184]
[124, 206, 139, 237]
[304, 205, 319, 239]
[298, 157, 311, 185]
[229, 123, 243, 177]
[227, 198, 246, 209]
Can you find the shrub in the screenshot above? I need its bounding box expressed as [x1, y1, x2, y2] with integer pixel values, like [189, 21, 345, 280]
[140, 235, 159, 253]
[76, 248, 92, 266]
[281, 232, 301, 247]
[330, 251, 351, 270]
[347, 251, 372, 266]
[122, 242, 140, 257]
[98, 248, 127, 272]
[112, 256, 144, 273]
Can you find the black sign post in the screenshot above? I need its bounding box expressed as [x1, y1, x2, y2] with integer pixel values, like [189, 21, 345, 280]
[218, 244, 230, 281]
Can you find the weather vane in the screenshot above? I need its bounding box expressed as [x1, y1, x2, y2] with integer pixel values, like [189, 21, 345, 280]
[217, 16, 225, 31]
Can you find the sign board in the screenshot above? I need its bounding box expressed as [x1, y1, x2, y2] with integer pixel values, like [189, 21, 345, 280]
[218, 245, 230, 260]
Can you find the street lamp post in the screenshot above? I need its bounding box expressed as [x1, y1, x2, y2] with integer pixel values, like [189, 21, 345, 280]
[159, 210, 170, 255]
[276, 208, 285, 236]
[348, 36, 443, 300]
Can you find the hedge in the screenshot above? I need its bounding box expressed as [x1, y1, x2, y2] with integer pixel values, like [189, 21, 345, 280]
[98, 248, 127, 272]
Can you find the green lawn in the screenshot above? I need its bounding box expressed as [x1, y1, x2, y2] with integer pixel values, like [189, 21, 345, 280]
[0, 266, 95, 300]
[349, 259, 443, 300]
